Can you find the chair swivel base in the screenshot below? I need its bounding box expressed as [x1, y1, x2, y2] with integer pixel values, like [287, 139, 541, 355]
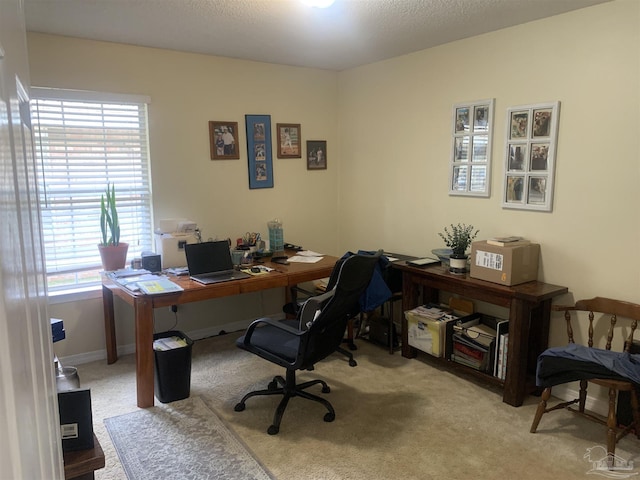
[234, 369, 335, 435]
[336, 346, 357, 367]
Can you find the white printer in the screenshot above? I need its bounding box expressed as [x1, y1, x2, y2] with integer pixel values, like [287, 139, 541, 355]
[154, 218, 199, 269]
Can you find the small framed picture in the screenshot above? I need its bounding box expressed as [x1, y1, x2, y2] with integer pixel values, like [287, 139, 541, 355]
[455, 107, 470, 133]
[509, 111, 529, 140]
[508, 144, 527, 171]
[209, 121, 240, 160]
[306, 140, 327, 170]
[276, 123, 301, 158]
[505, 175, 525, 203]
[245, 115, 273, 189]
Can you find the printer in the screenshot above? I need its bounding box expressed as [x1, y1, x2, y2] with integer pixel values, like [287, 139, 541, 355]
[154, 218, 199, 269]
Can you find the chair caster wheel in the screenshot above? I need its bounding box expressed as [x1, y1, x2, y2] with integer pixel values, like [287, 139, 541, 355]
[268, 380, 278, 390]
[322, 385, 330, 394]
[324, 412, 335, 422]
[349, 359, 357, 367]
[234, 403, 245, 412]
[267, 425, 279, 435]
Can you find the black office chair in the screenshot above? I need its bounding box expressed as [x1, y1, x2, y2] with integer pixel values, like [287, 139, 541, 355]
[234, 250, 382, 434]
[283, 250, 391, 366]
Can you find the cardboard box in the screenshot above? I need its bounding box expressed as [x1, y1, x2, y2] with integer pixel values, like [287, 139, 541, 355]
[470, 241, 540, 286]
[405, 311, 457, 357]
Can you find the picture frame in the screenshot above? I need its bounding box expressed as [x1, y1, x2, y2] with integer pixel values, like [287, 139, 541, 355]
[306, 140, 327, 170]
[502, 101, 560, 212]
[245, 115, 273, 189]
[449, 99, 495, 197]
[276, 123, 301, 158]
[209, 121, 240, 160]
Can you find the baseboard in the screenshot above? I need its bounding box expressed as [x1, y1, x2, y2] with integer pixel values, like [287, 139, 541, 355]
[58, 314, 284, 366]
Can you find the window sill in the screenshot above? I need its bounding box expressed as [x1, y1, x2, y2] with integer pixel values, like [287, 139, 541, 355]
[48, 285, 102, 305]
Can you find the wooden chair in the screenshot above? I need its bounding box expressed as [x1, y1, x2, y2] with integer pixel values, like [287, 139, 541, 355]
[530, 297, 640, 462]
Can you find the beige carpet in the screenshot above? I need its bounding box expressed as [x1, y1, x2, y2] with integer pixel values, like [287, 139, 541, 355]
[80, 332, 640, 480]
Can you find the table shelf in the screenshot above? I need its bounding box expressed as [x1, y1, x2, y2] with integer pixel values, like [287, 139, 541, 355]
[393, 262, 567, 407]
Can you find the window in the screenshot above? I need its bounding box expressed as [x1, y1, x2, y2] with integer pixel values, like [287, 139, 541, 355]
[31, 88, 153, 293]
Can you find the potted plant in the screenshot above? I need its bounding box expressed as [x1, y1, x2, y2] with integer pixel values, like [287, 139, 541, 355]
[438, 223, 479, 274]
[98, 183, 129, 271]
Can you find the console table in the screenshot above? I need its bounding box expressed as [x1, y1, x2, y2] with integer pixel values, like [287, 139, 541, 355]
[393, 261, 568, 407]
[102, 252, 337, 408]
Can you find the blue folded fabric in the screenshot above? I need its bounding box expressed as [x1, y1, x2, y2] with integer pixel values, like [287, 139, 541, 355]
[536, 343, 640, 387]
[344, 250, 392, 312]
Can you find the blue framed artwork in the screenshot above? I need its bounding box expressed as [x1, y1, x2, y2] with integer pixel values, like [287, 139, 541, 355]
[245, 114, 273, 189]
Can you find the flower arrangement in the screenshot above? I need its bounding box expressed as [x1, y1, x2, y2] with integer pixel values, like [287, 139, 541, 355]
[438, 223, 479, 257]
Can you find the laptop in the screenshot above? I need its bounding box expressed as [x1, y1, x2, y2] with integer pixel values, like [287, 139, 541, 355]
[185, 241, 251, 285]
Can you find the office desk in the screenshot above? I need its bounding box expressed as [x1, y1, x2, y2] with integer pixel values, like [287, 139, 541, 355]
[102, 253, 337, 408]
[393, 261, 567, 407]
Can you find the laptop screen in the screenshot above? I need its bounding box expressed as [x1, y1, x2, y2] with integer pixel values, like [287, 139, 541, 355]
[185, 241, 233, 276]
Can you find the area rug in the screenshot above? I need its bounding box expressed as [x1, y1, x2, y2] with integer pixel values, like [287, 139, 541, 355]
[104, 396, 274, 480]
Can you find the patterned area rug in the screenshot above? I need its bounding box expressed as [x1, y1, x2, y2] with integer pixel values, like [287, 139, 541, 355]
[104, 396, 274, 480]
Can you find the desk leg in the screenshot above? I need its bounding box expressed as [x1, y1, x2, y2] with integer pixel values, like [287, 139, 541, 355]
[135, 297, 155, 408]
[503, 299, 531, 407]
[102, 285, 118, 365]
[401, 273, 420, 358]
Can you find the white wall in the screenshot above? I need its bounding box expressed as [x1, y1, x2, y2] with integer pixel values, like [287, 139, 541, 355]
[30, 0, 640, 360]
[338, 0, 640, 347]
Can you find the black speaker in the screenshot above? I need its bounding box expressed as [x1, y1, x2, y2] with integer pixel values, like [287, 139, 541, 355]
[141, 251, 162, 273]
[58, 389, 94, 452]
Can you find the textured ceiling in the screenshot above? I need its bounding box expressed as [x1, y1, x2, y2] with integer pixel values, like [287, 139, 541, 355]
[24, 0, 610, 71]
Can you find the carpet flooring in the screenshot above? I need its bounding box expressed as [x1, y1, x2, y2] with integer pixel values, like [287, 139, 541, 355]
[79, 332, 640, 479]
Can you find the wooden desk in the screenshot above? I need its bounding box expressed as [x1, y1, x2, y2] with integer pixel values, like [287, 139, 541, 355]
[63, 434, 105, 480]
[393, 261, 568, 407]
[102, 253, 337, 407]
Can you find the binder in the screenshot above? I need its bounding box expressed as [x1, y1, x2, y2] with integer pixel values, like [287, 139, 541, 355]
[494, 319, 509, 378]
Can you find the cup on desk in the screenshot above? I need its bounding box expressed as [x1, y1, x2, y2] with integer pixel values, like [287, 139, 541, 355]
[240, 252, 253, 266]
[231, 250, 243, 266]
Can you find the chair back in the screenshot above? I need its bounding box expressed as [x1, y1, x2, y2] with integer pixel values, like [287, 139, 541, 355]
[553, 297, 640, 353]
[298, 250, 382, 367]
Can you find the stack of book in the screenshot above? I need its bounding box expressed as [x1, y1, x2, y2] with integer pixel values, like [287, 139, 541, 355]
[450, 315, 509, 377]
[108, 270, 183, 294]
[486, 236, 531, 247]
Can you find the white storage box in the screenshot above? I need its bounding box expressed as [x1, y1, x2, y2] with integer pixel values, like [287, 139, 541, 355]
[405, 310, 456, 357]
[154, 233, 198, 269]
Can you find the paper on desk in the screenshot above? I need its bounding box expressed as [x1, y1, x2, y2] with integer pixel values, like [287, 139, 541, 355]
[288, 255, 323, 263]
[296, 250, 324, 257]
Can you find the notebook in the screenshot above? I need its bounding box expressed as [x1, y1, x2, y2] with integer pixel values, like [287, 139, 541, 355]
[185, 241, 251, 285]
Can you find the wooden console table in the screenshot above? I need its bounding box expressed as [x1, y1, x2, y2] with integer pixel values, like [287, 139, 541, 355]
[393, 261, 567, 407]
[102, 252, 337, 408]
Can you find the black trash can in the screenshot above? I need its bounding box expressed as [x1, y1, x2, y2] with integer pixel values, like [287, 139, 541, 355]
[153, 330, 193, 403]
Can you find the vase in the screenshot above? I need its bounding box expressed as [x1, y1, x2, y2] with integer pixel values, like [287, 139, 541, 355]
[449, 254, 468, 275]
[98, 242, 129, 271]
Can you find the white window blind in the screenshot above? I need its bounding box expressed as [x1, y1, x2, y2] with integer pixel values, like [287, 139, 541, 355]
[31, 87, 153, 292]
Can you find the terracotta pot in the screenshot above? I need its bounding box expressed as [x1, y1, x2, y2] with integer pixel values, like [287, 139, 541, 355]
[449, 254, 468, 275]
[98, 242, 129, 271]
